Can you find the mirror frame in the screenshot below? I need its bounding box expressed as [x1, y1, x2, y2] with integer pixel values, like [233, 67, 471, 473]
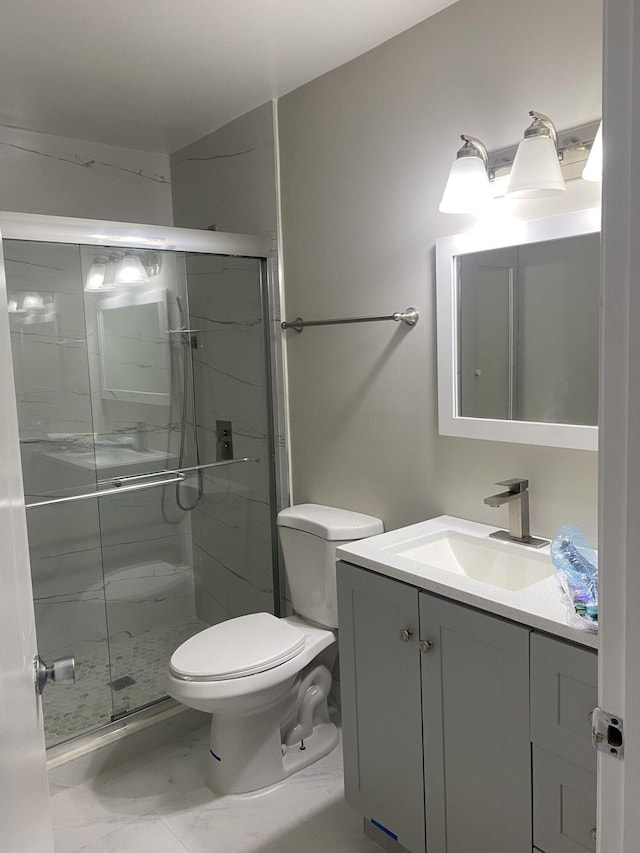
[435, 208, 600, 451]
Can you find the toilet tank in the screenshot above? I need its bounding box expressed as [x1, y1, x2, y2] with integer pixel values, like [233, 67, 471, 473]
[277, 504, 383, 628]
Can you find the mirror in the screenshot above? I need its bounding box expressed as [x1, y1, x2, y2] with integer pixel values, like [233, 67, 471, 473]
[97, 288, 171, 405]
[436, 209, 600, 450]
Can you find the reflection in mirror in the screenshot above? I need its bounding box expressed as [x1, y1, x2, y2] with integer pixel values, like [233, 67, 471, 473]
[97, 289, 171, 404]
[457, 234, 599, 426]
[436, 209, 600, 450]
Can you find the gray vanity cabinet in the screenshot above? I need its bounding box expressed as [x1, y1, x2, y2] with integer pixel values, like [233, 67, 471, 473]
[338, 561, 426, 853]
[419, 592, 532, 853]
[337, 560, 532, 853]
[530, 633, 598, 853]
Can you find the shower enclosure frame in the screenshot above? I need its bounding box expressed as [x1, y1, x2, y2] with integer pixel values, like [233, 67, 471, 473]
[0, 211, 289, 749]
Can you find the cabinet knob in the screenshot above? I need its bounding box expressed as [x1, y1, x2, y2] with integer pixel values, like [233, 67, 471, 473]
[419, 640, 433, 654]
[590, 828, 597, 842]
[399, 628, 413, 642]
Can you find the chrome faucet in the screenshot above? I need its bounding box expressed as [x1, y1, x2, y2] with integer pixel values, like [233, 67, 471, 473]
[483, 478, 549, 548]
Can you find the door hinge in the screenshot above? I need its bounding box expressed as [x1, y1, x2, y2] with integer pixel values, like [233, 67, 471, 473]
[592, 707, 624, 759]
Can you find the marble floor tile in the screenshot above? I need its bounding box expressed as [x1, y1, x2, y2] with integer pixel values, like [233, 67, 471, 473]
[51, 728, 206, 853]
[52, 725, 381, 853]
[74, 818, 190, 853]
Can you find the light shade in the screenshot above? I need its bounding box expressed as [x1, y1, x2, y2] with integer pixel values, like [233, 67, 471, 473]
[439, 153, 491, 214]
[506, 135, 566, 198]
[84, 259, 107, 291]
[116, 253, 149, 285]
[20, 292, 45, 311]
[582, 122, 603, 182]
[505, 112, 566, 199]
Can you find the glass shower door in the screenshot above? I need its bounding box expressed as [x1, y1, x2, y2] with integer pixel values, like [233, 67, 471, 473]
[80, 245, 205, 720]
[5, 235, 278, 746]
[6, 239, 115, 745]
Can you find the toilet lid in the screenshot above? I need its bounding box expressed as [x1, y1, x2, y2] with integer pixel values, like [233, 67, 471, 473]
[169, 613, 306, 680]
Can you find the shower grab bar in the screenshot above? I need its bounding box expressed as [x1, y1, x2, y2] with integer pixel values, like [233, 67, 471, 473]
[281, 307, 419, 333]
[26, 457, 257, 509]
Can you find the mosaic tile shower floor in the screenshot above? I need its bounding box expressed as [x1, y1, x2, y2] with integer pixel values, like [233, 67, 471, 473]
[43, 617, 208, 747]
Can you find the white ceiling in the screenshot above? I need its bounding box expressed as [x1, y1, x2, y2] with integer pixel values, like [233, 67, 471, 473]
[0, 0, 457, 154]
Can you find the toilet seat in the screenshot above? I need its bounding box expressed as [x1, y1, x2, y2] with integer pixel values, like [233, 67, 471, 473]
[169, 612, 306, 681]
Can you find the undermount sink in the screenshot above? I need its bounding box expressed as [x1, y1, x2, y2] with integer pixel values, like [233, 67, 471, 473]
[387, 530, 555, 591]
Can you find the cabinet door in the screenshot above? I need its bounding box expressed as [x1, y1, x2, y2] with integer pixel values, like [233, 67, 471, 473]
[530, 633, 597, 772]
[337, 561, 425, 853]
[420, 593, 531, 853]
[533, 747, 597, 853]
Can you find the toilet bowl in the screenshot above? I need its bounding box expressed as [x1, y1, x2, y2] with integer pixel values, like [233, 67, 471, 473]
[167, 504, 383, 794]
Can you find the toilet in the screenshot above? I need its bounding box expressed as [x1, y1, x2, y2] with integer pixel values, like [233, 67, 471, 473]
[166, 503, 383, 794]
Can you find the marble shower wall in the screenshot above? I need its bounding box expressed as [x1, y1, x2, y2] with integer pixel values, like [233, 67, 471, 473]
[171, 101, 287, 621]
[170, 102, 277, 236]
[187, 255, 275, 622]
[0, 124, 172, 225]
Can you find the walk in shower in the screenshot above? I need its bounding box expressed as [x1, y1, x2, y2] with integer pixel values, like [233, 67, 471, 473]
[1, 214, 282, 748]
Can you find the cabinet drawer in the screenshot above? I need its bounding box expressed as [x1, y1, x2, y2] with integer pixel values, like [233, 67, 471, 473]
[533, 747, 597, 853]
[530, 633, 597, 771]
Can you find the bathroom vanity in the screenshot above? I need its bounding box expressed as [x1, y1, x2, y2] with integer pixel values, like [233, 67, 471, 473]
[336, 516, 598, 853]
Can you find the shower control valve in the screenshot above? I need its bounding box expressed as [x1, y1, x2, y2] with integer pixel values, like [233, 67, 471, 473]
[35, 654, 76, 695]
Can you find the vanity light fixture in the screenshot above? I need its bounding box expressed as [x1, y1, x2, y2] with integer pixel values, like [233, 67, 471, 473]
[582, 121, 603, 182]
[440, 114, 600, 214]
[439, 135, 491, 214]
[84, 250, 162, 291]
[84, 256, 114, 292]
[19, 292, 45, 311]
[9, 291, 56, 325]
[505, 111, 566, 198]
[116, 252, 149, 285]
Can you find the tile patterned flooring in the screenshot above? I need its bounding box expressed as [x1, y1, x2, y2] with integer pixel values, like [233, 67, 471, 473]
[50, 727, 382, 853]
[44, 618, 207, 747]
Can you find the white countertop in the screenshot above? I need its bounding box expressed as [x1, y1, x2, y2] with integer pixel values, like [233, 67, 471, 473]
[337, 515, 598, 651]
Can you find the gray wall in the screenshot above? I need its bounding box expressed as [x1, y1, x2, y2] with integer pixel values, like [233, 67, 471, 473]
[0, 125, 172, 224]
[278, 0, 602, 542]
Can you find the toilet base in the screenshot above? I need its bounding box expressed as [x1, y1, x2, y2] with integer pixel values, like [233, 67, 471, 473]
[205, 706, 339, 795]
[281, 721, 339, 779]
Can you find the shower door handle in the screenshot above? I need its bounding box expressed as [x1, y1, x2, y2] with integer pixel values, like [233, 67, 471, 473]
[34, 654, 76, 695]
